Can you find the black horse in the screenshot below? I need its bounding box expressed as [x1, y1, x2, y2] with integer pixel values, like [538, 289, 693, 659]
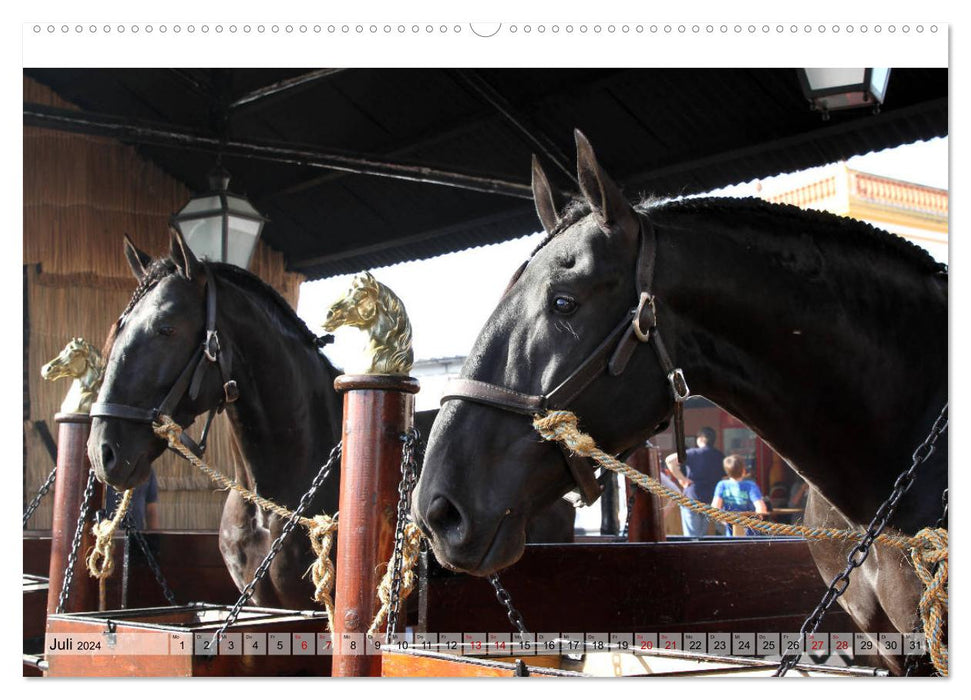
[413, 131, 947, 674]
[88, 231, 343, 609]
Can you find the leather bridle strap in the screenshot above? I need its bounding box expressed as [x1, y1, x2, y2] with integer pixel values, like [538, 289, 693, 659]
[440, 215, 692, 505]
[90, 264, 239, 457]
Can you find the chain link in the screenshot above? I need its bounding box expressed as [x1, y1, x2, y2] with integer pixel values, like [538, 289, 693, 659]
[775, 402, 948, 677]
[123, 514, 177, 606]
[55, 467, 98, 614]
[622, 478, 636, 538]
[385, 428, 422, 641]
[488, 572, 530, 646]
[23, 465, 58, 528]
[204, 442, 342, 655]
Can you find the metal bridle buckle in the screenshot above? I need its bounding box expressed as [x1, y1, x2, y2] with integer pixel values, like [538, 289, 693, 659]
[632, 292, 657, 342]
[204, 330, 221, 362]
[668, 368, 690, 402]
[223, 380, 239, 403]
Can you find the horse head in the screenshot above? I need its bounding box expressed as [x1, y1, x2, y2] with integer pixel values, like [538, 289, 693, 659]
[41, 337, 101, 383]
[323, 271, 414, 375]
[322, 271, 382, 332]
[87, 230, 233, 490]
[413, 131, 675, 575]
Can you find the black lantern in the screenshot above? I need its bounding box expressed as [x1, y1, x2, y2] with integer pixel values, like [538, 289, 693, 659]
[170, 164, 267, 270]
[798, 68, 891, 118]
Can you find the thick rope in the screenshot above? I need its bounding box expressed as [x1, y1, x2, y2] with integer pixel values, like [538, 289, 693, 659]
[154, 415, 338, 625]
[368, 521, 423, 635]
[306, 515, 338, 630]
[534, 409, 948, 674]
[86, 488, 133, 580]
[910, 527, 948, 675]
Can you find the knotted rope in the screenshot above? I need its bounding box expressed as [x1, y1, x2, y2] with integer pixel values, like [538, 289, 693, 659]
[86, 488, 133, 580]
[534, 409, 948, 675]
[306, 514, 338, 628]
[154, 415, 339, 628]
[910, 527, 948, 675]
[369, 521, 423, 635]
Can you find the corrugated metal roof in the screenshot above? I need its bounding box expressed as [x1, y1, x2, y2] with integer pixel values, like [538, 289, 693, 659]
[24, 68, 947, 280]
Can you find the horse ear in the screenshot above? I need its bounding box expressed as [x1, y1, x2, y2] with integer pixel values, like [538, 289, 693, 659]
[124, 234, 152, 282]
[574, 129, 636, 233]
[531, 155, 562, 235]
[168, 228, 201, 280]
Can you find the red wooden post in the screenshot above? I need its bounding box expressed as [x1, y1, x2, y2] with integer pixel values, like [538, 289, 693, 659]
[626, 446, 666, 543]
[331, 375, 419, 677]
[46, 413, 99, 615]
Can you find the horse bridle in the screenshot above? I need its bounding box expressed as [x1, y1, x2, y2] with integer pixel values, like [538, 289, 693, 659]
[441, 215, 690, 505]
[90, 262, 239, 457]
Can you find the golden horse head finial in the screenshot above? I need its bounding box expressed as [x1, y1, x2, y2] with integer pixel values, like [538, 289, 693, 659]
[41, 337, 106, 415]
[323, 272, 414, 375]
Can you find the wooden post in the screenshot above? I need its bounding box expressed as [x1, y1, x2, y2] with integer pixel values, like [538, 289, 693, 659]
[626, 446, 666, 543]
[331, 375, 419, 677]
[46, 413, 99, 615]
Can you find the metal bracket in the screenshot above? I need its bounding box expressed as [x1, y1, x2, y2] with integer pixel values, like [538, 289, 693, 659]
[204, 330, 221, 362]
[631, 292, 657, 342]
[667, 368, 690, 402]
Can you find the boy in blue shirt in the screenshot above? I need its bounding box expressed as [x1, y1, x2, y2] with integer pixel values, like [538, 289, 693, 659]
[711, 454, 767, 536]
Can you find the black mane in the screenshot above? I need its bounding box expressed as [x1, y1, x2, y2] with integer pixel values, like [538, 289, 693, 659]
[649, 196, 948, 277]
[115, 259, 326, 354]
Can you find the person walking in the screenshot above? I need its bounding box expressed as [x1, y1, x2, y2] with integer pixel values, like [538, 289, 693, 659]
[665, 426, 724, 537]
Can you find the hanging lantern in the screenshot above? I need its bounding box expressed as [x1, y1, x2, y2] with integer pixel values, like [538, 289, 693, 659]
[170, 164, 267, 270]
[797, 68, 891, 118]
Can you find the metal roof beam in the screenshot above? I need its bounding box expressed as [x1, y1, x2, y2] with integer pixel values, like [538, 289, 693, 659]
[451, 69, 579, 187]
[24, 102, 532, 200]
[229, 69, 348, 112]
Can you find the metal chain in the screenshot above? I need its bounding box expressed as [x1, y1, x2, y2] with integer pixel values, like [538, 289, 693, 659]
[621, 478, 636, 538]
[935, 488, 948, 530]
[23, 465, 57, 528]
[488, 573, 530, 646]
[55, 467, 98, 614]
[204, 441, 342, 654]
[123, 514, 177, 606]
[775, 402, 948, 677]
[385, 427, 422, 642]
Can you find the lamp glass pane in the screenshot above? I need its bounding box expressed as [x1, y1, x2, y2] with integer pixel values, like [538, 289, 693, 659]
[225, 194, 262, 218]
[177, 215, 225, 263]
[226, 215, 263, 268]
[869, 68, 891, 102]
[177, 195, 223, 216]
[803, 68, 866, 91]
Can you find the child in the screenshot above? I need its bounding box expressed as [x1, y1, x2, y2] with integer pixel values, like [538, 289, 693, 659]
[711, 454, 768, 536]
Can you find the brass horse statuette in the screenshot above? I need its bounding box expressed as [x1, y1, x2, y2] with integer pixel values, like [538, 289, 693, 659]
[41, 337, 105, 415]
[323, 272, 414, 375]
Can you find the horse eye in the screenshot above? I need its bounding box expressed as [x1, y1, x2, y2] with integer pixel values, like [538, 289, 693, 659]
[157, 326, 175, 336]
[552, 295, 577, 315]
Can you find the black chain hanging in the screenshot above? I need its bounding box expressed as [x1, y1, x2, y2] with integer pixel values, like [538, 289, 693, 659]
[385, 427, 422, 642]
[775, 402, 948, 677]
[488, 573, 530, 646]
[123, 513, 177, 606]
[23, 465, 57, 528]
[204, 442, 342, 655]
[55, 467, 98, 614]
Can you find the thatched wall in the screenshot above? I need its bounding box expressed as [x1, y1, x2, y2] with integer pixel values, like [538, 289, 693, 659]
[23, 76, 305, 530]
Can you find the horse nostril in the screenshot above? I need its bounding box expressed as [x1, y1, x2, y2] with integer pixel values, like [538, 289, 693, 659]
[426, 494, 466, 544]
[100, 443, 117, 472]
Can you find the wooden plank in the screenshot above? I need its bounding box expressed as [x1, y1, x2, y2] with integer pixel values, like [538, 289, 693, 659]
[420, 540, 856, 634]
[382, 649, 578, 678]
